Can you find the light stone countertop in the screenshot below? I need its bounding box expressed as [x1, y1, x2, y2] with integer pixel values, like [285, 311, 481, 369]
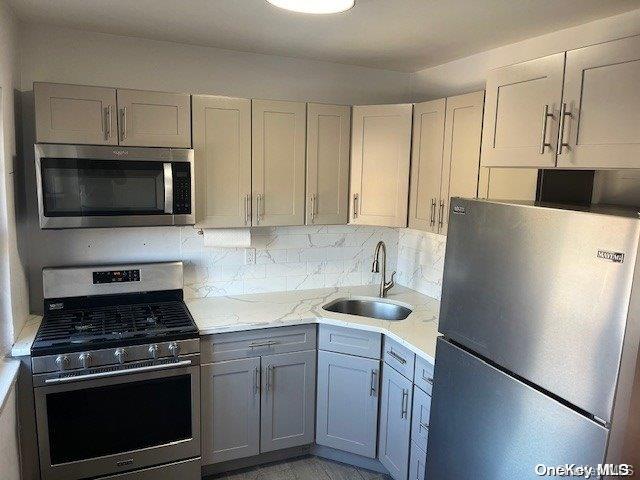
[187, 284, 440, 363]
[11, 285, 441, 363]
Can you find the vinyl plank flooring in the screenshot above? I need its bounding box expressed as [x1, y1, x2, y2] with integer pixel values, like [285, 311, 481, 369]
[211, 456, 390, 480]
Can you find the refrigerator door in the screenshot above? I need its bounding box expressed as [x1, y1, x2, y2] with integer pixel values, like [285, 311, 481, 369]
[426, 338, 608, 480]
[440, 199, 640, 421]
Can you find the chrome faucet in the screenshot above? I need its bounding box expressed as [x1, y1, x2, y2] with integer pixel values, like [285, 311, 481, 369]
[372, 241, 396, 298]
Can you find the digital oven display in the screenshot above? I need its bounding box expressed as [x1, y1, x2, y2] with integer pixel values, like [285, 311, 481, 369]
[92, 269, 141, 284]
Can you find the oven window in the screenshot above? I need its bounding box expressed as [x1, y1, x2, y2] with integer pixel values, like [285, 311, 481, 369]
[41, 158, 166, 216]
[46, 375, 192, 464]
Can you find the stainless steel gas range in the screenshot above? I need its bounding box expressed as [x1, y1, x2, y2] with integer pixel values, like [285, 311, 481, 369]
[30, 262, 201, 480]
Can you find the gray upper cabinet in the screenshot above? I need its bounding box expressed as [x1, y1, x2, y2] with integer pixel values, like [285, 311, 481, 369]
[558, 35, 640, 169]
[477, 168, 539, 201]
[350, 104, 412, 228]
[252, 99, 307, 227]
[481, 53, 565, 168]
[34, 82, 117, 145]
[316, 350, 380, 458]
[306, 103, 351, 226]
[379, 362, 413, 480]
[116, 88, 191, 148]
[201, 357, 261, 464]
[192, 95, 252, 227]
[260, 350, 316, 453]
[408, 99, 446, 233]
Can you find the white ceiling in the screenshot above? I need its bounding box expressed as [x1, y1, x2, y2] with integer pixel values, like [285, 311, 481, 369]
[8, 0, 640, 72]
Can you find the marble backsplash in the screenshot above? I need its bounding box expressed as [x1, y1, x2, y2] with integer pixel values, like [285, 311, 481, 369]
[180, 225, 399, 298]
[396, 229, 447, 299]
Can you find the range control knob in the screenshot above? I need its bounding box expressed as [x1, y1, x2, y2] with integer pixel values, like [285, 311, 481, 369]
[148, 344, 159, 359]
[55, 355, 70, 371]
[114, 348, 127, 365]
[168, 342, 180, 359]
[78, 352, 92, 369]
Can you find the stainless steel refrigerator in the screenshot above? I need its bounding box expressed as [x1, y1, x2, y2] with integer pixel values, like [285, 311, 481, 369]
[426, 199, 640, 479]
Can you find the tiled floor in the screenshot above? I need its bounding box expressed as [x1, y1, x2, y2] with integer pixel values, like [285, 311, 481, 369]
[210, 455, 390, 480]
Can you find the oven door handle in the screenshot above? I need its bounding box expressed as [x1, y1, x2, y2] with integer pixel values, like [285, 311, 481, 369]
[164, 163, 173, 214]
[44, 360, 193, 384]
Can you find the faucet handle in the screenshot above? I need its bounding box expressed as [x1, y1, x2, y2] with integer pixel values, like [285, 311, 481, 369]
[388, 271, 396, 287]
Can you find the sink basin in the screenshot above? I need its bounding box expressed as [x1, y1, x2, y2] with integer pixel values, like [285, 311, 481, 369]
[322, 298, 412, 321]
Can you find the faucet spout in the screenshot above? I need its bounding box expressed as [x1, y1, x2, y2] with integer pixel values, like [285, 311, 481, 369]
[372, 241, 395, 298]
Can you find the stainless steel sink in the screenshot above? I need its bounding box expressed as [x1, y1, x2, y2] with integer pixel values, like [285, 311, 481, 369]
[322, 298, 412, 321]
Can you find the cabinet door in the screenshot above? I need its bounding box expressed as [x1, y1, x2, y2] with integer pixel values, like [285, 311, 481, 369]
[408, 99, 446, 233]
[261, 350, 316, 452]
[379, 363, 413, 480]
[481, 53, 565, 168]
[316, 351, 380, 458]
[350, 104, 412, 227]
[117, 89, 191, 147]
[252, 100, 306, 226]
[558, 35, 640, 169]
[34, 82, 117, 145]
[201, 358, 261, 465]
[192, 95, 252, 227]
[408, 443, 427, 480]
[439, 91, 484, 235]
[477, 168, 538, 201]
[306, 103, 351, 226]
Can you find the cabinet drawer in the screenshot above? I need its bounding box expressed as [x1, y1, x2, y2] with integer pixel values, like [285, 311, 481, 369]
[383, 337, 415, 380]
[318, 324, 381, 359]
[201, 325, 317, 363]
[408, 442, 427, 480]
[410, 385, 431, 452]
[414, 356, 434, 396]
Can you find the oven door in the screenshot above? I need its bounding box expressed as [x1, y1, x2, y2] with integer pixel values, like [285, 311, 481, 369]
[34, 144, 193, 229]
[34, 362, 200, 480]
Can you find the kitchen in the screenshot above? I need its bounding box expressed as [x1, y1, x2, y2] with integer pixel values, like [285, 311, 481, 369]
[1, 1, 640, 479]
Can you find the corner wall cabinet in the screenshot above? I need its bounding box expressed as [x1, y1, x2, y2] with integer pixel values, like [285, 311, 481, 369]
[350, 104, 412, 228]
[408, 91, 484, 235]
[306, 103, 351, 225]
[252, 99, 307, 227]
[482, 35, 640, 169]
[34, 82, 192, 147]
[192, 95, 252, 228]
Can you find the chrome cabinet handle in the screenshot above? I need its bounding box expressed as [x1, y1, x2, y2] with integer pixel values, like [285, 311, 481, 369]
[419, 422, 429, 431]
[438, 200, 445, 229]
[370, 369, 378, 397]
[353, 193, 359, 219]
[104, 105, 112, 140]
[421, 370, 434, 385]
[309, 194, 316, 223]
[249, 340, 279, 348]
[256, 194, 264, 224]
[556, 102, 571, 155]
[254, 367, 260, 396]
[430, 198, 436, 226]
[265, 365, 274, 392]
[539, 104, 553, 154]
[244, 194, 251, 225]
[387, 349, 407, 365]
[120, 107, 127, 140]
[401, 389, 409, 419]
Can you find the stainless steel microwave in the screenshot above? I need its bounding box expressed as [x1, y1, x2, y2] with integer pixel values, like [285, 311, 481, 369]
[35, 144, 195, 229]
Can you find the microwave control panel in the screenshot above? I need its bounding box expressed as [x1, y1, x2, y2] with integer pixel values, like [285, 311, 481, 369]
[173, 162, 192, 215]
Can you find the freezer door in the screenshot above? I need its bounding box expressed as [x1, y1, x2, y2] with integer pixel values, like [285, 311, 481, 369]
[426, 338, 608, 480]
[440, 198, 639, 421]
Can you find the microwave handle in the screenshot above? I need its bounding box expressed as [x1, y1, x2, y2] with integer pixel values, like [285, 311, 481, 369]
[164, 163, 173, 214]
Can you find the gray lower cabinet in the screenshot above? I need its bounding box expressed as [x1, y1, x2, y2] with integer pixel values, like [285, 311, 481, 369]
[378, 362, 413, 480]
[316, 350, 380, 458]
[201, 357, 261, 464]
[260, 350, 316, 452]
[408, 442, 427, 480]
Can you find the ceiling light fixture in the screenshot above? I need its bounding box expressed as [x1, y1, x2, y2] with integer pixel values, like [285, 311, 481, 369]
[266, 0, 355, 14]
